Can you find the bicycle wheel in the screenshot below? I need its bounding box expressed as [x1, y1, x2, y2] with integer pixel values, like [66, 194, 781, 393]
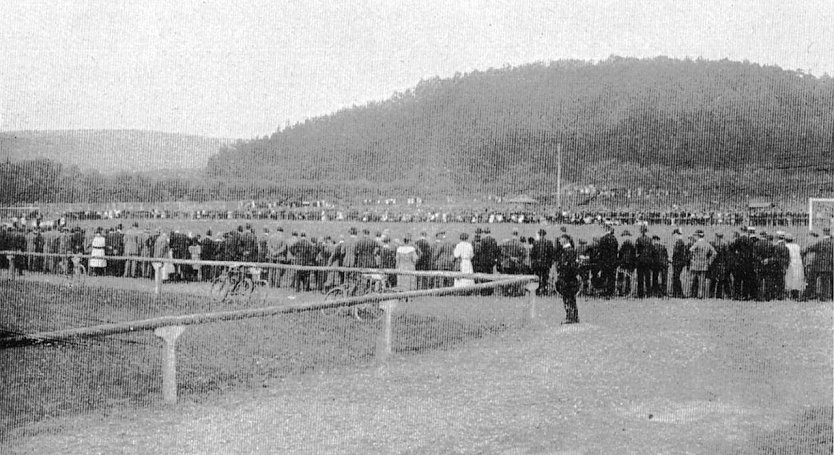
[353, 298, 384, 322]
[239, 277, 255, 302]
[321, 287, 345, 316]
[210, 278, 228, 302]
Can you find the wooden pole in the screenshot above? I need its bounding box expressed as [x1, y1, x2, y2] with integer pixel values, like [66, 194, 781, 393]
[557, 143, 562, 210]
[154, 325, 185, 404]
[6, 254, 14, 279]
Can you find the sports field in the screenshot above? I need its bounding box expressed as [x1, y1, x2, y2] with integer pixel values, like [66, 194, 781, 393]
[1, 274, 831, 453]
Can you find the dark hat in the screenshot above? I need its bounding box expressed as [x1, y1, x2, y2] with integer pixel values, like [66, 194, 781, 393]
[276, 226, 284, 232]
[696, 229, 705, 237]
[672, 228, 682, 235]
[651, 235, 661, 240]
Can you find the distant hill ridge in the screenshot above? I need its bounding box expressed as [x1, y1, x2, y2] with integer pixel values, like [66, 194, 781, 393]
[207, 56, 834, 203]
[0, 129, 232, 174]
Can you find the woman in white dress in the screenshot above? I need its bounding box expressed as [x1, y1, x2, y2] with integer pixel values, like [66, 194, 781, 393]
[453, 232, 475, 288]
[395, 236, 420, 290]
[89, 229, 107, 275]
[784, 233, 806, 300]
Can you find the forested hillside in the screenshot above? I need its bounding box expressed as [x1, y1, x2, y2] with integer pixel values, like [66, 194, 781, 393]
[207, 56, 834, 205]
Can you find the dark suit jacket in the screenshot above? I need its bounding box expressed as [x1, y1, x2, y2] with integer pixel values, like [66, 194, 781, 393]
[354, 236, 379, 268]
[415, 238, 432, 270]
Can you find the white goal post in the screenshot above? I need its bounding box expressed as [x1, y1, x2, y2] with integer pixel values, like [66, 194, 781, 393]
[808, 198, 834, 232]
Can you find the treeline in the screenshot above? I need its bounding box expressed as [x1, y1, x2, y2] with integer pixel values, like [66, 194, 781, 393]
[207, 56, 834, 204]
[0, 159, 381, 205]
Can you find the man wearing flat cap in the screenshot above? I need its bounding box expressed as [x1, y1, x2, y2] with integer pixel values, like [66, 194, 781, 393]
[708, 232, 732, 299]
[530, 229, 556, 296]
[671, 228, 689, 298]
[802, 227, 833, 301]
[689, 230, 716, 299]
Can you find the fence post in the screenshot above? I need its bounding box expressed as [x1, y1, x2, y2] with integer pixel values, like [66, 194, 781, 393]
[154, 325, 186, 404]
[152, 262, 163, 295]
[377, 299, 398, 361]
[526, 281, 539, 323]
[6, 255, 15, 279]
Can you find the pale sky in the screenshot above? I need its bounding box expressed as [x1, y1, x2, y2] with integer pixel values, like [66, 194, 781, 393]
[2, 0, 832, 139]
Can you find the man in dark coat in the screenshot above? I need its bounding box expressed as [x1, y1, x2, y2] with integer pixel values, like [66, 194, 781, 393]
[671, 228, 689, 298]
[597, 226, 619, 298]
[803, 228, 834, 301]
[731, 227, 757, 300]
[555, 234, 580, 324]
[224, 227, 242, 262]
[289, 232, 316, 292]
[708, 232, 731, 299]
[414, 231, 433, 289]
[473, 227, 500, 295]
[431, 231, 456, 288]
[617, 230, 636, 297]
[240, 224, 258, 263]
[634, 225, 654, 298]
[354, 228, 379, 270]
[200, 229, 217, 281]
[651, 235, 668, 297]
[772, 233, 791, 300]
[530, 229, 556, 296]
[753, 232, 775, 301]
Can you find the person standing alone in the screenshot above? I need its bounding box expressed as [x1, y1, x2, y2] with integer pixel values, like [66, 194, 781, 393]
[555, 234, 580, 324]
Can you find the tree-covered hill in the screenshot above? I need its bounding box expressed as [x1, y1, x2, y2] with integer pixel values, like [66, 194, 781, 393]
[207, 56, 834, 206]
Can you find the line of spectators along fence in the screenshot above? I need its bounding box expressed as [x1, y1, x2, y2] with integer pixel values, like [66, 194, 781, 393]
[8, 208, 814, 227]
[1, 221, 831, 302]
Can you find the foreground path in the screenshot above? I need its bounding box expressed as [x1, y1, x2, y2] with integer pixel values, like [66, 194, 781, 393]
[4, 299, 832, 454]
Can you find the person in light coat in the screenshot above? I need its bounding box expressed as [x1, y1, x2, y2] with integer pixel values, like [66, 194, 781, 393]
[453, 232, 475, 288]
[784, 233, 805, 300]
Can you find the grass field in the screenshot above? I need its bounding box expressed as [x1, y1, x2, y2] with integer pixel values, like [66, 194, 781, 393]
[1, 276, 832, 453]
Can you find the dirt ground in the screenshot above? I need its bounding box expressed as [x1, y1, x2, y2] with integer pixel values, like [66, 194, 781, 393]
[2, 289, 831, 454]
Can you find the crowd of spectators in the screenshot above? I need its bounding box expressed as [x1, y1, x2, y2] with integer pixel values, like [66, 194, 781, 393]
[1, 220, 831, 302]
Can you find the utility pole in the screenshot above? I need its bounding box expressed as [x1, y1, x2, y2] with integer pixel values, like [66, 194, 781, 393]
[556, 143, 562, 210]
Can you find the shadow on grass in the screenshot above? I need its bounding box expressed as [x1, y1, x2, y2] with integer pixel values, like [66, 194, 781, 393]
[0, 279, 515, 439]
[739, 406, 833, 455]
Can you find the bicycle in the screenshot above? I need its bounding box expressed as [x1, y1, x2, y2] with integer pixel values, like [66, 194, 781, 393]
[58, 254, 86, 288]
[210, 265, 255, 303]
[321, 272, 392, 321]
